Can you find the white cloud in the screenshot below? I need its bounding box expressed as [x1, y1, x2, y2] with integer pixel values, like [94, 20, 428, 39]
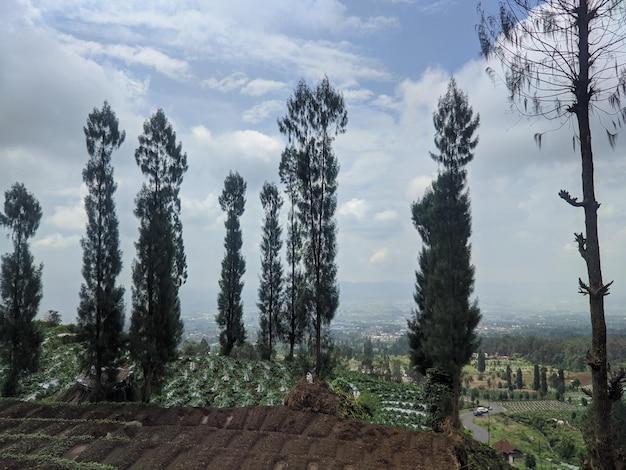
[339, 198, 369, 219]
[406, 176, 433, 200]
[242, 100, 284, 124]
[374, 210, 398, 222]
[370, 247, 390, 264]
[241, 79, 285, 96]
[60, 35, 191, 81]
[46, 202, 86, 232]
[343, 88, 374, 102]
[201, 72, 248, 92]
[33, 233, 81, 250]
[222, 130, 283, 162]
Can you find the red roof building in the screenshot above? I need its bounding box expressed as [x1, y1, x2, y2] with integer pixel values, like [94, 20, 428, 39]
[493, 440, 524, 464]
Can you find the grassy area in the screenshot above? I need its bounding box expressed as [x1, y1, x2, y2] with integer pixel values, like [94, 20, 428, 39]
[472, 412, 586, 468]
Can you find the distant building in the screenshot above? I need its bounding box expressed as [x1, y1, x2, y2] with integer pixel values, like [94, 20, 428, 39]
[493, 440, 523, 464]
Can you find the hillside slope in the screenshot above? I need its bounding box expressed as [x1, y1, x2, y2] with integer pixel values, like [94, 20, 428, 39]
[0, 400, 512, 470]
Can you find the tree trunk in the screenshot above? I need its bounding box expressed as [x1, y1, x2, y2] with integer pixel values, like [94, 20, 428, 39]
[451, 372, 461, 429]
[574, 3, 613, 467]
[579, 112, 614, 469]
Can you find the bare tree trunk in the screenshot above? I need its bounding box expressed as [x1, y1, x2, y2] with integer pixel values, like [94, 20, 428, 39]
[570, 4, 613, 467]
[577, 111, 614, 469]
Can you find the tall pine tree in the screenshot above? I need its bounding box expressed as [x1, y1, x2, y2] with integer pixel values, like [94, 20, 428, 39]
[278, 76, 347, 374]
[278, 147, 308, 360]
[0, 183, 43, 397]
[216, 171, 247, 356]
[257, 181, 283, 360]
[77, 101, 126, 398]
[408, 78, 481, 429]
[130, 109, 187, 402]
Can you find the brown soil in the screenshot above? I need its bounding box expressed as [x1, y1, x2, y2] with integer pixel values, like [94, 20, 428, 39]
[0, 381, 513, 469]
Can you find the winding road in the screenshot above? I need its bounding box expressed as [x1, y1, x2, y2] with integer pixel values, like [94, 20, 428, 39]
[460, 402, 506, 443]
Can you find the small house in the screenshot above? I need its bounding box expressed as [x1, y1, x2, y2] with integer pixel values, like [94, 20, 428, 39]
[493, 440, 524, 464]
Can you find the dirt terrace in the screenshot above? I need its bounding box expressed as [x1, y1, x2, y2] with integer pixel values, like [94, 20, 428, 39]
[0, 399, 469, 470]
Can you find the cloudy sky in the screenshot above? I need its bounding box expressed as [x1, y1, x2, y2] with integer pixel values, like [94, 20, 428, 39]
[1, 0, 625, 324]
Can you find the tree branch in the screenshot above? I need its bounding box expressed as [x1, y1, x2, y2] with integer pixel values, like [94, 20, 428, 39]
[578, 278, 614, 298]
[559, 189, 584, 207]
[574, 232, 587, 260]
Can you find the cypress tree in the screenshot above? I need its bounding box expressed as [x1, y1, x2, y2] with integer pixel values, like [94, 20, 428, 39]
[533, 364, 540, 391]
[506, 364, 513, 390]
[278, 76, 347, 375]
[477, 349, 486, 373]
[77, 101, 126, 399]
[130, 109, 187, 402]
[216, 171, 247, 356]
[540, 367, 548, 397]
[0, 183, 43, 397]
[407, 78, 481, 429]
[517, 367, 523, 390]
[257, 182, 283, 360]
[278, 147, 308, 360]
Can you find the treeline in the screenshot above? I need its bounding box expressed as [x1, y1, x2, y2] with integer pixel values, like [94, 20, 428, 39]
[479, 335, 626, 372]
[0, 76, 347, 401]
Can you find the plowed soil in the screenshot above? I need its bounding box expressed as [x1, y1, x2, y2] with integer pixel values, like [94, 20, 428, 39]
[0, 399, 482, 470]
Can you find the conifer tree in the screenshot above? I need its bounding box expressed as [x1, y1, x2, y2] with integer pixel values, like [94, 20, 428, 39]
[216, 171, 247, 356]
[506, 364, 513, 390]
[533, 364, 540, 391]
[257, 181, 283, 360]
[278, 147, 308, 359]
[0, 183, 43, 397]
[408, 78, 481, 429]
[77, 101, 126, 398]
[477, 349, 486, 373]
[517, 367, 523, 390]
[540, 367, 548, 397]
[130, 109, 187, 402]
[278, 76, 347, 374]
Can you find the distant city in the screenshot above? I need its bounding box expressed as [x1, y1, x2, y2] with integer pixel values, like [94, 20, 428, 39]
[181, 281, 626, 343]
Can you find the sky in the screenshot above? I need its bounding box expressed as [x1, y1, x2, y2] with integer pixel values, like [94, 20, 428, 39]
[1, 0, 625, 324]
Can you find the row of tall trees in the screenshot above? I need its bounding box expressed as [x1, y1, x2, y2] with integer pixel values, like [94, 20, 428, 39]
[215, 76, 347, 376]
[76, 103, 188, 402]
[0, 75, 348, 397]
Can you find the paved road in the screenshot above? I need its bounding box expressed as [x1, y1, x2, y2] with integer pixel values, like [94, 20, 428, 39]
[461, 402, 506, 443]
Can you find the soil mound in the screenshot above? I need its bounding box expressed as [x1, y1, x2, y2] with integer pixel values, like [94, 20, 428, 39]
[283, 377, 341, 416]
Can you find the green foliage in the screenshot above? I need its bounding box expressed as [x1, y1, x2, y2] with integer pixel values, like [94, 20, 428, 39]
[510, 410, 587, 465]
[423, 367, 453, 432]
[477, 349, 486, 373]
[524, 453, 537, 469]
[278, 76, 346, 373]
[278, 147, 308, 359]
[130, 108, 187, 403]
[408, 79, 480, 427]
[0, 182, 43, 397]
[44, 310, 62, 327]
[257, 181, 283, 360]
[335, 370, 425, 430]
[540, 367, 548, 397]
[362, 337, 374, 372]
[216, 171, 247, 356]
[78, 101, 126, 398]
